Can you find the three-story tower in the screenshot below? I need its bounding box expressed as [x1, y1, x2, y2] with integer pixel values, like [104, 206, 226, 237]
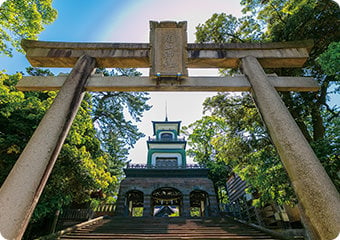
[115, 118, 218, 217]
[147, 119, 186, 168]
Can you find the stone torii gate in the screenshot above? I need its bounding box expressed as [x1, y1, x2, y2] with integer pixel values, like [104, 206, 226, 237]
[0, 21, 339, 240]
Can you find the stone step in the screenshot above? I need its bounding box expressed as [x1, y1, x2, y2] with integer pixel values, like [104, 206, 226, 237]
[74, 228, 263, 233]
[60, 234, 277, 240]
[58, 217, 279, 240]
[74, 229, 263, 234]
[60, 237, 278, 240]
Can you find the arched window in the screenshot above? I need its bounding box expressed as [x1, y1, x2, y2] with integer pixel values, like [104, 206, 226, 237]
[151, 187, 183, 217]
[126, 190, 144, 217]
[151, 153, 182, 168]
[190, 190, 209, 217]
[160, 132, 174, 141]
[155, 157, 178, 168]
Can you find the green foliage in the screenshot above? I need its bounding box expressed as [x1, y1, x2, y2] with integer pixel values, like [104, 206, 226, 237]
[317, 41, 340, 81]
[0, 69, 115, 227]
[132, 207, 143, 217]
[0, 70, 51, 183]
[182, 116, 231, 202]
[0, 0, 57, 56]
[195, 13, 264, 43]
[0, 67, 150, 238]
[0, 0, 151, 237]
[184, 94, 296, 206]
[190, 207, 201, 217]
[196, 13, 245, 43]
[92, 68, 151, 180]
[191, 0, 340, 207]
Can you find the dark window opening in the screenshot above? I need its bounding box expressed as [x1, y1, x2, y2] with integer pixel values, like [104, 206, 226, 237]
[155, 157, 178, 168]
[160, 132, 173, 141]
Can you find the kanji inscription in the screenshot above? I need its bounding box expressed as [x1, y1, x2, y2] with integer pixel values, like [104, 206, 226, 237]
[150, 21, 187, 78]
[161, 31, 177, 71]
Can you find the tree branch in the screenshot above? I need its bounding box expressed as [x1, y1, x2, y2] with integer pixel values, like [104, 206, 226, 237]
[269, 2, 286, 24]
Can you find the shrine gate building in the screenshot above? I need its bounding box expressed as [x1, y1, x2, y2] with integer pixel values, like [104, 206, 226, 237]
[115, 118, 219, 217]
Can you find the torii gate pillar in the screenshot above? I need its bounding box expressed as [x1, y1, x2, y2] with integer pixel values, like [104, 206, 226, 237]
[241, 56, 340, 240]
[0, 55, 96, 240]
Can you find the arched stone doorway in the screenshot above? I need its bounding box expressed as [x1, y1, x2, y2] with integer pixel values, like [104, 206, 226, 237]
[190, 190, 209, 217]
[126, 190, 144, 217]
[151, 187, 183, 217]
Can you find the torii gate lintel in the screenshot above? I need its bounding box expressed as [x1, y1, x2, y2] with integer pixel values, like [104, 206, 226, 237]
[20, 38, 313, 70]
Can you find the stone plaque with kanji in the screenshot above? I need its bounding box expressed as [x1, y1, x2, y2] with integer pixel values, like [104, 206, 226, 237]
[150, 21, 187, 78]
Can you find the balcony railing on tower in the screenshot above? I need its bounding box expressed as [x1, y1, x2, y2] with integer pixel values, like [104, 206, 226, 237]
[126, 163, 206, 169]
[148, 136, 186, 142]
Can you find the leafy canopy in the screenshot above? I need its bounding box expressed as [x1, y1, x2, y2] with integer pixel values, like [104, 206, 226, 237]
[0, 68, 114, 224]
[317, 41, 340, 81]
[0, 0, 57, 56]
[188, 0, 340, 206]
[92, 68, 151, 179]
[0, 0, 152, 237]
[0, 67, 151, 238]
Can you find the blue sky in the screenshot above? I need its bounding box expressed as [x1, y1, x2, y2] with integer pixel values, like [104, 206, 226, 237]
[0, 0, 338, 163]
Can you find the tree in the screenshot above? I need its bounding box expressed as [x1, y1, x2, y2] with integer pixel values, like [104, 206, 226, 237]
[92, 68, 151, 182]
[195, 13, 263, 44]
[189, 0, 340, 206]
[182, 116, 230, 204]
[0, 0, 57, 56]
[184, 94, 296, 206]
[0, 1, 152, 237]
[240, 0, 340, 190]
[317, 41, 340, 81]
[0, 67, 151, 238]
[205, 93, 296, 206]
[0, 68, 113, 238]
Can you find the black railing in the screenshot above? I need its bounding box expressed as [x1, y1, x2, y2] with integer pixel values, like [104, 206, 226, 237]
[126, 163, 206, 169]
[148, 136, 186, 142]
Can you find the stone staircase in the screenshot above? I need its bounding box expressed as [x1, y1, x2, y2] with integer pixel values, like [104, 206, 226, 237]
[58, 217, 280, 239]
